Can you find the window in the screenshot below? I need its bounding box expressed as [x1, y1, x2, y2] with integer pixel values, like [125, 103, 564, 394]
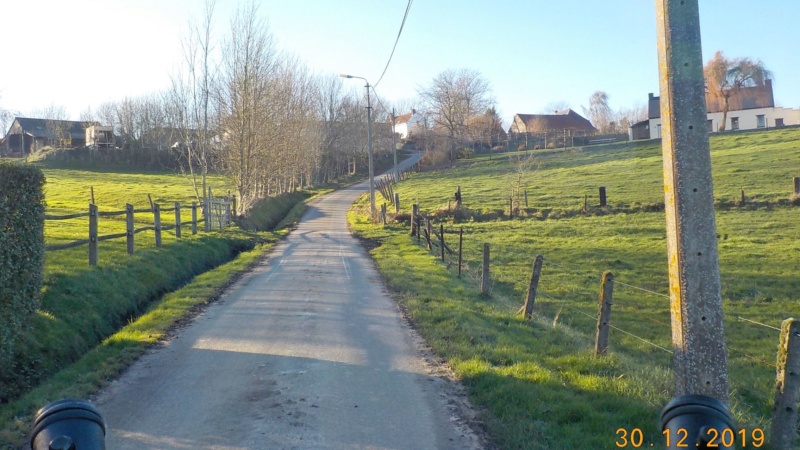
[731, 117, 739, 130]
[776, 118, 785, 127]
[707, 119, 713, 132]
[756, 115, 766, 128]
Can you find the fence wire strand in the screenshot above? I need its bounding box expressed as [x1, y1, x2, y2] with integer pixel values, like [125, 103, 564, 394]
[614, 280, 670, 299]
[736, 316, 781, 332]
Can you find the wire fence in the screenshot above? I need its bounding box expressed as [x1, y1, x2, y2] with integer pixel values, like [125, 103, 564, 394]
[396, 197, 794, 441]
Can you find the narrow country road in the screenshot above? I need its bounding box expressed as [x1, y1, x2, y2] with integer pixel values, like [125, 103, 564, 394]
[95, 154, 483, 449]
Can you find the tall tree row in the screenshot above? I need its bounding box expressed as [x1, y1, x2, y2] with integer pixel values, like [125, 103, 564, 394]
[82, 2, 393, 215]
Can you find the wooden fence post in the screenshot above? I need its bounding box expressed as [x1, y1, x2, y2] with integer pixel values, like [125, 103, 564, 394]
[154, 203, 162, 248]
[456, 185, 462, 206]
[191, 202, 198, 235]
[481, 243, 490, 295]
[232, 195, 237, 219]
[174, 202, 182, 238]
[793, 177, 800, 196]
[90, 186, 95, 205]
[595, 272, 614, 356]
[426, 218, 432, 251]
[410, 204, 418, 236]
[521, 255, 544, 319]
[599, 186, 607, 207]
[381, 203, 387, 225]
[88, 203, 98, 266]
[771, 318, 800, 450]
[509, 197, 513, 219]
[584, 194, 588, 212]
[524, 189, 528, 207]
[126, 203, 134, 255]
[458, 227, 463, 278]
[395, 193, 400, 214]
[440, 224, 445, 261]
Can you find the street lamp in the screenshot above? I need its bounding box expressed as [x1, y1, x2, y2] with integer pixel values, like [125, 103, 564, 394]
[339, 73, 376, 218]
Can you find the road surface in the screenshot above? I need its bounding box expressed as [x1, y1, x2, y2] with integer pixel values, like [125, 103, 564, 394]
[95, 155, 484, 449]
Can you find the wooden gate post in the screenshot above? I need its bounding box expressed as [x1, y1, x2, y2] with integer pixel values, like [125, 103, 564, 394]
[771, 318, 800, 450]
[595, 272, 614, 356]
[191, 202, 198, 235]
[656, 0, 728, 400]
[481, 243, 490, 296]
[174, 202, 182, 238]
[521, 255, 544, 319]
[126, 203, 134, 255]
[154, 203, 162, 248]
[88, 203, 98, 266]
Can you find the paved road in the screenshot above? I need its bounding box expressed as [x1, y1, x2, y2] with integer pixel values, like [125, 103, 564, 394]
[96, 155, 482, 449]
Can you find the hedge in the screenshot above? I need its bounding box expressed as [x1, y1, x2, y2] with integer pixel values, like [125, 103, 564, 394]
[0, 162, 45, 378]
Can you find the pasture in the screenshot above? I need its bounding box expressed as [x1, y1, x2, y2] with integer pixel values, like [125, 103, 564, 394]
[350, 127, 800, 449]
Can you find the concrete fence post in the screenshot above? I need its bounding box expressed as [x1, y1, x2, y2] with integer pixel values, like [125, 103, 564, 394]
[793, 177, 800, 196]
[771, 318, 800, 450]
[174, 202, 182, 238]
[481, 243, 490, 296]
[521, 255, 544, 319]
[154, 203, 162, 248]
[126, 203, 134, 255]
[599, 186, 607, 207]
[88, 203, 98, 266]
[595, 272, 614, 356]
[395, 193, 400, 214]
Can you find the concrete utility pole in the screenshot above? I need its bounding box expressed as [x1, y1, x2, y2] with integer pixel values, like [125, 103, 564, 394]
[655, 0, 728, 401]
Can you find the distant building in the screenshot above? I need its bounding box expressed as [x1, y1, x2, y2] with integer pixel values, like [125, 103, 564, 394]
[85, 125, 114, 149]
[3, 117, 100, 155]
[392, 109, 424, 139]
[639, 80, 800, 139]
[508, 109, 596, 134]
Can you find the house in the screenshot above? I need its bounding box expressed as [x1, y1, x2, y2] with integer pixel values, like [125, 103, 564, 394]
[640, 80, 800, 139]
[629, 120, 651, 140]
[508, 109, 597, 134]
[85, 125, 114, 149]
[391, 109, 424, 139]
[3, 117, 99, 156]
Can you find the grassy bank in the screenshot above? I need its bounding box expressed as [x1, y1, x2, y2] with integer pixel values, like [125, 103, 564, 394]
[0, 165, 319, 447]
[350, 128, 799, 448]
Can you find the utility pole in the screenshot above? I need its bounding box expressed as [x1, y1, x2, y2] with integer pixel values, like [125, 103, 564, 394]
[392, 108, 398, 180]
[340, 74, 376, 217]
[656, 0, 728, 401]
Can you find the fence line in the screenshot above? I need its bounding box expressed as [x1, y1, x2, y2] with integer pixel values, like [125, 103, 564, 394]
[43, 194, 232, 266]
[400, 200, 793, 438]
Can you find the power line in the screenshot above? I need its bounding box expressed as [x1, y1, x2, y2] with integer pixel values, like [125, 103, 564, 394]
[373, 0, 413, 89]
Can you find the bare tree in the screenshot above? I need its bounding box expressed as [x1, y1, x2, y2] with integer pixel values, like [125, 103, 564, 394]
[704, 50, 772, 131]
[582, 91, 614, 133]
[418, 68, 492, 160]
[541, 101, 570, 114]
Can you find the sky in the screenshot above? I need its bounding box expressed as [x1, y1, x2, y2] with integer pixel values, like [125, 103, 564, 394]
[1, 0, 798, 128]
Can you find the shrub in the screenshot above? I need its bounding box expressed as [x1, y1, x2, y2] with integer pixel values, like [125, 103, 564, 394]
[0, 162, 45, 376]
[457, 147, 475, 159]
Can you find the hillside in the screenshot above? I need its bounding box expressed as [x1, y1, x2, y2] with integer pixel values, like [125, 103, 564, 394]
[350, 128, 800, 449]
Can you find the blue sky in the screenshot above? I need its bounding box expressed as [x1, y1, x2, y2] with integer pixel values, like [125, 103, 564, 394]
[1, 0, 797, 126]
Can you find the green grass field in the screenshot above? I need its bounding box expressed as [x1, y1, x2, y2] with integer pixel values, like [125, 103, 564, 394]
[351, 128, 800, 449]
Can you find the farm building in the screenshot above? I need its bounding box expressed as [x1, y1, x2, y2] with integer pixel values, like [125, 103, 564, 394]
[508, 109, 597, 134]
[3, 117, 102, 156]
[639, 80, 800, 139]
